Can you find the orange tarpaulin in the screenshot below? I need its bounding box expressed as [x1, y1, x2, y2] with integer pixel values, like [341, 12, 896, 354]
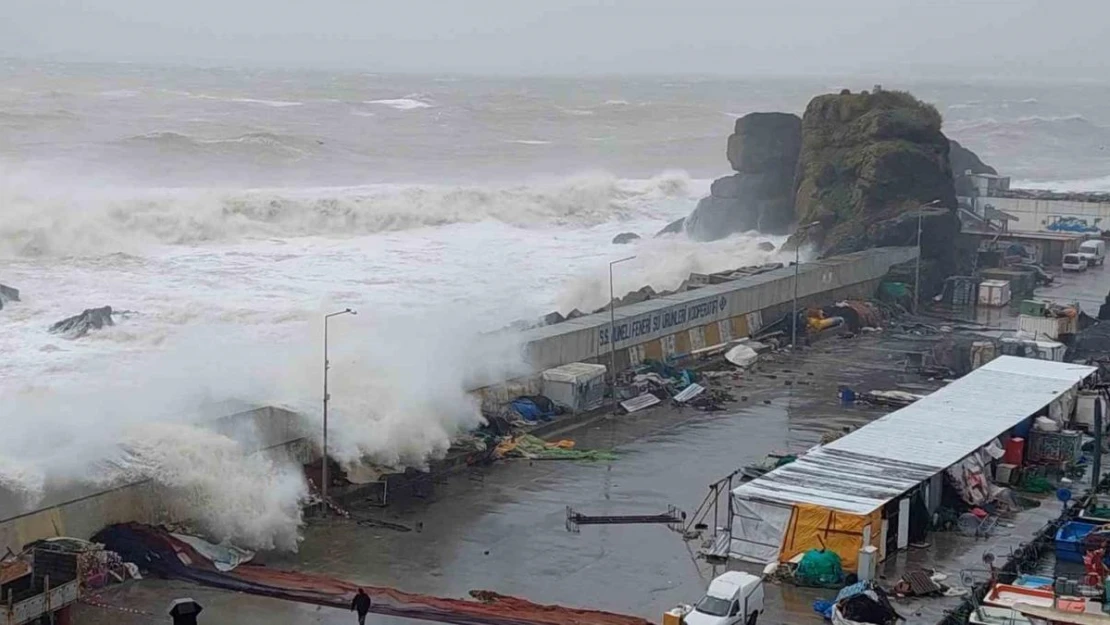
[778, 503, 882, 570]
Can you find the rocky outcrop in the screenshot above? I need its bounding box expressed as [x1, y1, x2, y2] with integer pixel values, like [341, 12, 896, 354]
[0, 284, 18, 311]
[791, 90, 959, 279]
[656, 217, 686, 237]
[686, 113, 802, 241]
[50, 306, 115, 338]
[612, 232, 641, 244]
[950, 139, 997, 196]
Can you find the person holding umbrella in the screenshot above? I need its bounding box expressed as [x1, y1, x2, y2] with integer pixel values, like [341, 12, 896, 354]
[168, 598, 203, 625]
[351, 588, 373, 625]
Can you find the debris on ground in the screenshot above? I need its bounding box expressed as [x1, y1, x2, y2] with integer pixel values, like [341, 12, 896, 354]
[856, 389, 927, 408]
[494, 434, 617, 462]
[621, 393, 662, 413]
[740, 452, 796, 481]
[355, 518, 413, 533]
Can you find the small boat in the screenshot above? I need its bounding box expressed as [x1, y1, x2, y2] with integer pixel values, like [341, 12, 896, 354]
[1013, 602, 1110, 625]
[984, 584, 1056, 609]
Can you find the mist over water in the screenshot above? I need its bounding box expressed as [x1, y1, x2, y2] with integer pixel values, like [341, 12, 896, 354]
[2, 61, 1108, 548]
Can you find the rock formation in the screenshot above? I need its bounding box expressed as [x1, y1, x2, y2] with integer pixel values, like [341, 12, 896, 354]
[50, 306, 115, 338]
[655, 218, 686, 237]
[791, 90, 960, 285]
[950, 139, 998, 196]
[0, 284, 18, 311]
[686, 113, 802, 241]
[611, 232, 641, 244]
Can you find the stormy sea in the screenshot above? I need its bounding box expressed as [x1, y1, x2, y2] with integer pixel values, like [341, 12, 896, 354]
[2, 59, 1109, 546]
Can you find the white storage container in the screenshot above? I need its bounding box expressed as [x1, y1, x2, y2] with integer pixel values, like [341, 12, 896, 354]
[999, 337, 1066, 362]
[1018, 314, 1077, 339]
[1075, 391, 1107, 433]
[978, 279, 1012, 307]
[541, 362, 608, 412]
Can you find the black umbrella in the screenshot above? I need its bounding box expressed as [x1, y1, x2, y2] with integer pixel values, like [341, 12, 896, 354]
[169, 598, 204, 624]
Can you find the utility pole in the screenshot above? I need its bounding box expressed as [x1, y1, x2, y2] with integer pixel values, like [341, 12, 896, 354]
[322, 307, 356, 507]
[608, 256, 636, 413]
[792, 222, 821, 347]
[914, 199, 942, 314]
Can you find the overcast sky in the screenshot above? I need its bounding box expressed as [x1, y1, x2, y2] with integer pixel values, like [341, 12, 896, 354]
[3, 0, 1106, 78]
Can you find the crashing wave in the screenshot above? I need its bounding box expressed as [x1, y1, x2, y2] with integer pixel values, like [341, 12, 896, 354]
[0, 171, 694, 257]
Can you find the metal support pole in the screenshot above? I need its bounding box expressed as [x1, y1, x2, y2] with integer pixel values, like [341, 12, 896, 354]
[914, 210, 923, 314]
[1095, 389, 1105, 489]
[322, 319, 329, 505]
[792, 244, 800, 347]
[791, 222, 820, 348]
[608, 256, 635, 413]
[322, 308, 356, 507]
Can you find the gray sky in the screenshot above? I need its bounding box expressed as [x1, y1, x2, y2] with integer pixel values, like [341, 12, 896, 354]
[3, 0, 1106, 77]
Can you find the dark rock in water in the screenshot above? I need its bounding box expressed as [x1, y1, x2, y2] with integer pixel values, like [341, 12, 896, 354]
[686, 113, 802, 241]
[50, 306, 115, 338]
[543, 311, 566, 326]
[0, 284, 19, 311]
[758, 241, 776, 252]
[656, 217, 686, 237]
[612, 232, 641, 245]
[950, 139, 998, 196]
[791, 90, 959, 280]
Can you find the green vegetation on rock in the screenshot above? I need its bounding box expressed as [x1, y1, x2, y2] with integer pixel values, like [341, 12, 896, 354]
[792, 89, 959, 278]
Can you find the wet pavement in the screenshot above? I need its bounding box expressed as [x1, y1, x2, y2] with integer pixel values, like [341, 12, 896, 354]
[75, 264, 1110, 625]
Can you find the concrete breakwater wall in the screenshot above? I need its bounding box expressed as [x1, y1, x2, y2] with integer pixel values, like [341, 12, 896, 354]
[0, 246, 916, 552]
[479, 246, 918, 404]
[0, 406, 312, 554]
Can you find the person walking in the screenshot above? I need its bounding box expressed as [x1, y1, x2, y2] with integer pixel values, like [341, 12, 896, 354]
[351, 588, 373, 625]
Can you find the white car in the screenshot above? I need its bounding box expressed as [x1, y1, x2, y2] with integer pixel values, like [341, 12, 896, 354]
[1063, 253, 1088, 272]
[682, 572, 765, 625]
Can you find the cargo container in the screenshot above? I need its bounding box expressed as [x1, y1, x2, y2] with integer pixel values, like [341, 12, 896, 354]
[1017, 314, 1078, 340]
[978, 280, 1012, 307]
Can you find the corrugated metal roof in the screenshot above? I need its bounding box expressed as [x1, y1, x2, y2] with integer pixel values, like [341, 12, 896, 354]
[734, 356, 1095, 514]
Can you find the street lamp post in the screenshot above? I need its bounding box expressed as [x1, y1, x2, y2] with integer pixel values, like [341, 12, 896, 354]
[792, 222, 821, 348]
[322, 307, 356, 507]
[608, 256, 636, 413]
[913, 199, 942, 314]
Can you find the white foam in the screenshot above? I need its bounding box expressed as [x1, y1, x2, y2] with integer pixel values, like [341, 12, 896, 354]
[0, 169, 714, 549]
[505, 139, 552, 145]
[363, 98, 432, 110]
[1015, 174, 1110, 192]
[0, 170, 695, 257]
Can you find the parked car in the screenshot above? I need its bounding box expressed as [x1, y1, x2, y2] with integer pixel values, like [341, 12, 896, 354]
[1063, 253, 1088, 272]
[1013, 262, 1055, 285]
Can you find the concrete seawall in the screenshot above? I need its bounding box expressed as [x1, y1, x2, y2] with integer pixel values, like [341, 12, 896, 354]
[479, 246, 918, 403]
[0, 406, 312, 553]
[1, 246, 916, 552]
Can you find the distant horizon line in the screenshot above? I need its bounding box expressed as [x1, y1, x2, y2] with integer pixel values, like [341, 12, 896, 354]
[3, 54, 1108, 87]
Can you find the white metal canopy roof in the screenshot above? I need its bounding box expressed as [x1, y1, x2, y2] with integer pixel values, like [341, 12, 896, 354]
[733, 356, 1095, 515]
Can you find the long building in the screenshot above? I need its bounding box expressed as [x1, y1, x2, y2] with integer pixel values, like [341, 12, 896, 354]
[728, 356, 1096, 570]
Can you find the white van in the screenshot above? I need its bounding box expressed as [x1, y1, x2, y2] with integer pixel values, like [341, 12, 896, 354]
[683, 572, 765, 625]
[1079, 239, 1106, 267]
[1063, 253, 1088, 272]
